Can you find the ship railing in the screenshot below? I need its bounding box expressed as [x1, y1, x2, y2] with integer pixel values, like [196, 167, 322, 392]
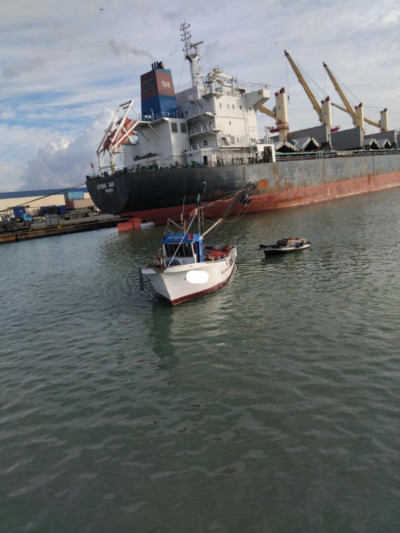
[188, 126, 252, 146]
[139, 111, 183, 122]
[189, 123, 217, 136]
[211, 152, 265, 166]
[217, 135, 252, 147]
[186, 145, 263, 162]
[128, 155, 185, 171]
[185, 106, 214, 119]
[189, 136, 257, 151]
[189, 142, 219, 152]
[189, 136, 253, 148]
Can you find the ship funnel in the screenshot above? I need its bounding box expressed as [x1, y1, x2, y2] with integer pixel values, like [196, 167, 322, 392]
[141, 63, 179, 120]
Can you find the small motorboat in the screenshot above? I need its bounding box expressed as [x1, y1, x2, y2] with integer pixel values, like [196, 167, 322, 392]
[259, 237, 311, 255]
[140, 219, 155, 229]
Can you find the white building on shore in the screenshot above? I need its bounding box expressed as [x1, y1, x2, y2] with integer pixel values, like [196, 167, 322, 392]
[0, 188, 93, 218]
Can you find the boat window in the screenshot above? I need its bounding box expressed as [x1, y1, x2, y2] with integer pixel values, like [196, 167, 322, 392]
[164, 244, 173, 256]
[180, 243, 194, 257]
[171, 122, 178, 133]
[180, 123, 187, 133]
[165, 243, 194, 258]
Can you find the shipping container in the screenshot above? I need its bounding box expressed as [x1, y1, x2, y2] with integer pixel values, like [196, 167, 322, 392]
[45, 213, 60, 226]
[40, 205, 61, 215]
[13, 206, 26, 218]
[66, 198, 94, 210]
[65, 191, 84, 200]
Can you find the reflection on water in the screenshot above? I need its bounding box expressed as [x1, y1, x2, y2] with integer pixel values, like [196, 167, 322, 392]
[1, 189, 400, 531]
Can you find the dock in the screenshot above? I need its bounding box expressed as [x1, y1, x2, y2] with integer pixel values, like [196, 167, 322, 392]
[0, 214, 126, 245]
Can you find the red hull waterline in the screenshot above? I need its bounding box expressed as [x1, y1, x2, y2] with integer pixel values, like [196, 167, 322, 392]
[117, 170, 400, 231]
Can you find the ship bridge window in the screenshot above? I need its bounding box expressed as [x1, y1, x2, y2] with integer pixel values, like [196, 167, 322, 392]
[180, 123, 187, 133]
[171, 122, 178, 133]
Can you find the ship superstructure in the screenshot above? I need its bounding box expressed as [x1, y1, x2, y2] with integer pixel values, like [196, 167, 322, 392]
[97, 23, 275, 175]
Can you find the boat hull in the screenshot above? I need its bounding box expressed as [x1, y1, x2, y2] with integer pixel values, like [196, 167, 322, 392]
[86, 152, 400, 224]
[141, 248, 237, 304]
[262, 243, 311, 254]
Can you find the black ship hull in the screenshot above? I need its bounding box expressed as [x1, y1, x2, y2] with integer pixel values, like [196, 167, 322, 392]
[86, 151, 400, 226]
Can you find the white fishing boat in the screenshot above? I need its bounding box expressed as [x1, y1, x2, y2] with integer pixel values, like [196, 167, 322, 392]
[259, 237, 311, 255]
[141, 187, 253, 304]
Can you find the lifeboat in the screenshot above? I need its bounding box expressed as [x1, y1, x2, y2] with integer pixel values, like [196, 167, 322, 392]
[103, 118, 136, 151]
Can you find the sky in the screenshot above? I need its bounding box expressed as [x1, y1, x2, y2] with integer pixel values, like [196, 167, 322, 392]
[1, 0, 399, 192]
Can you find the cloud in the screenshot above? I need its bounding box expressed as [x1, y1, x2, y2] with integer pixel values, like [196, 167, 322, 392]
[2, 57, 46, 79]
[18, 109, 114, 191]
[0, 110, 16, 120]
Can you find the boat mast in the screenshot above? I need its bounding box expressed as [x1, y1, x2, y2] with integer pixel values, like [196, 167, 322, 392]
[180, 22, 203, 88]
[196, 194, 205, 235]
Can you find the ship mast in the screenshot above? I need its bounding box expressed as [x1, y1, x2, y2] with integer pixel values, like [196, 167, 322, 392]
[180, 22, 203, 87]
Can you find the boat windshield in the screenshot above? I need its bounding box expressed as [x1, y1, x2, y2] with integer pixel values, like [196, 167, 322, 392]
[164, 242, 200, 265]
[165, 243, 194, 258]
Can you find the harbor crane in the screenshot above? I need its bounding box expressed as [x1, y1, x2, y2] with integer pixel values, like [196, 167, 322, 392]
[284, 50, 333, 128]
[322, 62, 389, 131]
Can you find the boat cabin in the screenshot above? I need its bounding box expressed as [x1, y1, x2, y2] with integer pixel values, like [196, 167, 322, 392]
[162, 232, 204, 265]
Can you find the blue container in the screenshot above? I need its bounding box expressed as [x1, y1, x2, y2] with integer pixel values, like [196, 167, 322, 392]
[40, 205, 58, 215]
[13, 206, 26, 218]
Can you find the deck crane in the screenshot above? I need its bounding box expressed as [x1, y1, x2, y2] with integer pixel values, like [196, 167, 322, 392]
[258, 87, 289, 142]
[322, 62, 388, 131]
[284, 50, 333, 128]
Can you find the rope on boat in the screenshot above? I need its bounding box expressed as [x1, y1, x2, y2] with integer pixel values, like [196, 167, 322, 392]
[139, 268, 144, 290]
[161, 183, 256, 268]
[204, 183, 257, 211]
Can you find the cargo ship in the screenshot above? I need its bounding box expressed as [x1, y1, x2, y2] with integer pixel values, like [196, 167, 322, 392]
[86, 23, 400, 231]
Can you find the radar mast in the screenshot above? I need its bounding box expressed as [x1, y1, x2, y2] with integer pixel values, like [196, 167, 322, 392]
[180, 22, 203, 87]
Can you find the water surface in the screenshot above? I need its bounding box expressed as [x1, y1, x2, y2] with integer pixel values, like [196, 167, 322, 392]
[1, 189, 400, 532]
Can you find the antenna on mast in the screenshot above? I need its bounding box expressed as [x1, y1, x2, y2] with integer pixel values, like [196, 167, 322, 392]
[180, 22, 203, 87]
